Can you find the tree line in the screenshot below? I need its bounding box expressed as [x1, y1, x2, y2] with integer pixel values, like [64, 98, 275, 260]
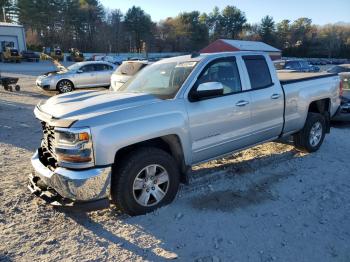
[1, 0, 350, 58]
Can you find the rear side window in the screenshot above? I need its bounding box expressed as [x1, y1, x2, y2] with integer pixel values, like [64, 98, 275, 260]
[243, 56, 273, 90]
[115, 62, 147, 76]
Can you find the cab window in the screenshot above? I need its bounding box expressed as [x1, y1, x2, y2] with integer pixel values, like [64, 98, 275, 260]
[197, 58, 242, 95]
[243, 56, 273, 90]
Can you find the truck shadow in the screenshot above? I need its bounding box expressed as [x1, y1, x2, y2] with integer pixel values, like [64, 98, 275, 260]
[189, 143, 300, 184]
[63, 146, 304, 260]
[191, 171, 293, 212]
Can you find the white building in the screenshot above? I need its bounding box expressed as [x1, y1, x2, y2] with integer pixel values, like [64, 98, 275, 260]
[0, 22, 26, 51]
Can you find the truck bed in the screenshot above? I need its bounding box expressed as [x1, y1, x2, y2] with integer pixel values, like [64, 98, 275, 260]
[277, 71, 337, 85]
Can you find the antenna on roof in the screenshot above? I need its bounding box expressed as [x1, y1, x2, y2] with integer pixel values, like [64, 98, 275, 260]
[191, 52, 200, 58]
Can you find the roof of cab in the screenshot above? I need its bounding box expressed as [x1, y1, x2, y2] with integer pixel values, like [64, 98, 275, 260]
[156, 51, 268, 64]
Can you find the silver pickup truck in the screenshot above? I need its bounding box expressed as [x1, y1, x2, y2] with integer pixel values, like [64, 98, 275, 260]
[29, 52, 341, 215]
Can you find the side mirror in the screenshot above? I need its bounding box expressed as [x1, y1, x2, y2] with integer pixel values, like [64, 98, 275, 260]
[77, 69, 83, 73]
[191, 82, 224, 101]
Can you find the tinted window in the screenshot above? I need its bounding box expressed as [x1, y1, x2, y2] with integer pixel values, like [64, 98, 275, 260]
[80, 64, 95, 72]
[243, 56, 273, 89]
[197, 59, 242, 95]
[115, 62, 147, 76]
[95, 64, 112, 71]
[328, 66, 350, 73]
[285, 61, 300, 69]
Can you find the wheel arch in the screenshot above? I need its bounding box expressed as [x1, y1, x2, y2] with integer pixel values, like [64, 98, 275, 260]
[113, 134, 189, 184]
[307, 98, 331, 133]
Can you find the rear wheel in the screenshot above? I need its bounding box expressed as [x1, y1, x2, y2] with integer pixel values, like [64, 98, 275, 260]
[294, 112, 326, 153]
[111, 147, 180, 216]
[57, 80, 74, 93]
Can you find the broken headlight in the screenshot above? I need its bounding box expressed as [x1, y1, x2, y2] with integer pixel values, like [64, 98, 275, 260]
[54, 127, 94, 168]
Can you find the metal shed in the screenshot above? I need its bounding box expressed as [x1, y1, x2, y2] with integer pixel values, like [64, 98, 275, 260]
[0, 22, 26, 52]
[200, 39, 281, 60]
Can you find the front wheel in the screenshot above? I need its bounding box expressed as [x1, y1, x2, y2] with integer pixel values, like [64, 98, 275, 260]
[57, 80, 74, 93]
[111, 147, 180, 216]
[293, 112, 326, 153]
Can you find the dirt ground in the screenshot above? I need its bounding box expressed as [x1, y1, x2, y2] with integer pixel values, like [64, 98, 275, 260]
[0, 64, 350, 262]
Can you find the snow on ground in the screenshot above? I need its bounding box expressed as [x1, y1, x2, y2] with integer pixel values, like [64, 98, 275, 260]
[0, 67, 350, 262]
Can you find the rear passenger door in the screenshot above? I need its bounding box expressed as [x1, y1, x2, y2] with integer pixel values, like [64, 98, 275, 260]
[242, 55, 284, 143]
[186, 57, 253, 164]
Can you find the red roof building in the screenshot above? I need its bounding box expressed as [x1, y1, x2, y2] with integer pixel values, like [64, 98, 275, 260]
[200, 39, 281, 61]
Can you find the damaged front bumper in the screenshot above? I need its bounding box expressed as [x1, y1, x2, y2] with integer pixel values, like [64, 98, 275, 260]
[29, 150, 111, 209]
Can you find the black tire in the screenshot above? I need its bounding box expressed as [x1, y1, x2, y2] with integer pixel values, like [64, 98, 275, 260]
[57, 79, 74, 93]
[293, 112, 326, 153]
[8, 86, 13, 92]
[15, 85, 20, 91]
[111, 147, 180, 216]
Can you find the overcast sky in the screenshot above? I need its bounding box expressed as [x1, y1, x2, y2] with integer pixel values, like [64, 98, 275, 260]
[100, 0, 350, 25]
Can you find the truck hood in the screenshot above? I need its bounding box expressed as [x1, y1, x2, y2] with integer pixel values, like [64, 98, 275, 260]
[38, 90, 160, 123]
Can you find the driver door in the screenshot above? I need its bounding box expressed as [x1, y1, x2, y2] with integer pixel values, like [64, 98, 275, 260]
[185, 57, 253, 164]
[74, 64, 97, 88]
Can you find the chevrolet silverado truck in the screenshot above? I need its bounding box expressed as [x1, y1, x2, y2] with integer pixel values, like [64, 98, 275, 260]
[29, 52, 341, 215]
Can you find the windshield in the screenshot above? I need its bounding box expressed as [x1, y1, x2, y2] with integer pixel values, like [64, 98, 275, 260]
[114, 62, 147, 76]
[117, 61, 197, 99]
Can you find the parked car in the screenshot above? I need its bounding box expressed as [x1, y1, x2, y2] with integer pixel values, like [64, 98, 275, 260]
[110, 60, 151, 91]
[21, 50, 40, 62]
[36, 61, 116, 93]
[284, 60, 320, 72]
[327, 64, 350, 97]
[29, 52, 341, 215]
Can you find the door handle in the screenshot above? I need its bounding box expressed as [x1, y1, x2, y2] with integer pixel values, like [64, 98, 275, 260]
[271, 94, 281, 99]
[235, 100, 249, 107]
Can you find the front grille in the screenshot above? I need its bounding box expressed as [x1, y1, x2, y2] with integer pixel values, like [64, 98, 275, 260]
[40, 122, 57, 167]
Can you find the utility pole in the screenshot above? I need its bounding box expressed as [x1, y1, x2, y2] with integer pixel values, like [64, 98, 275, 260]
[2, 7, 6, 22]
